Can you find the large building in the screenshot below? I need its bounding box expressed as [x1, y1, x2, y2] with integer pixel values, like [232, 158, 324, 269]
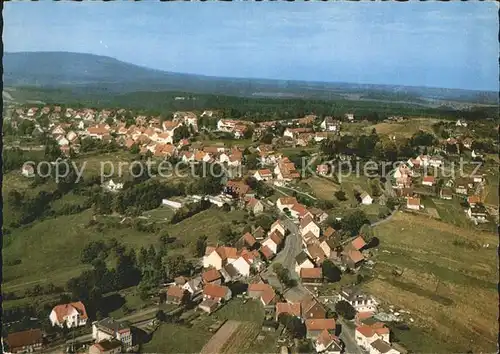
[92, 317, 133, 349]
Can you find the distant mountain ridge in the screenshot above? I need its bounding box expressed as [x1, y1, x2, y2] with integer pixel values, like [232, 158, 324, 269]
[4, 51, 498, 104]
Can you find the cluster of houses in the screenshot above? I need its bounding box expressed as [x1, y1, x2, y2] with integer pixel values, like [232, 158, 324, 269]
[162, 220, 287, 314]
[4, 302, 133, 354]
[391, 155, 489, 223]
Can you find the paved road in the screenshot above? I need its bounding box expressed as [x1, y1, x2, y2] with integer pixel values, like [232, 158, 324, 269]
[338, 318, 364, 354]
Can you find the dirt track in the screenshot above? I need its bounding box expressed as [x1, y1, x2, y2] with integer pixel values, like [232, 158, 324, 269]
[200, 320, 241, 354]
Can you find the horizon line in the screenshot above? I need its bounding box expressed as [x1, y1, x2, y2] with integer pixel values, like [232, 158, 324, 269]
[6, 50, 499, 93]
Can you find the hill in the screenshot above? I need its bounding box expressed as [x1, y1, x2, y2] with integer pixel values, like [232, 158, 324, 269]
[4, 52, 498, 105]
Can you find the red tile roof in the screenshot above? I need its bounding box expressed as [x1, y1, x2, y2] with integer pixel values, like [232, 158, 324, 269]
[167, 286, 186, 298]
[242, 232, 257, 247]
[52, 301, 88, 323]
[202, 268, 222, 283]
[260, 245, 275, 260]
[276, 302, 302, 318]
[6, 329, 43, 349]
[203, 283, 229, 299]
[300, 267, 323, 279]
[351, 236, 367, 251]
[278, 197, 298, 206]
[346, 249, 364, 263]
[324, 227, 335, 238]
[407, 197, 420, 206]
[305, 318, 336, 331]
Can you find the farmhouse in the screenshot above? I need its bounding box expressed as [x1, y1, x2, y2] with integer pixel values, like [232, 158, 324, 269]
[314, 330, 343, 354]
[247, 282, 276, 306]
[270, 219, 286, 236]
[276, 197, 298, 212]
[49, 301, 88, 328]
[246, 198, 264, 214]
[467, 195, 480, 206]
[275, 302, 302, 321]
[316, 164, 329, 176]
[182, 277, 202, 296]
[301, 296, 327, 319]
[320, 117, 339, 132]
[439, 188, 453, 200]
[262, 230, 284, 254]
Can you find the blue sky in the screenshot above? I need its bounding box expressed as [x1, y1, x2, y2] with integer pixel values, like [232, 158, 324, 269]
[4, 1, 499, 91]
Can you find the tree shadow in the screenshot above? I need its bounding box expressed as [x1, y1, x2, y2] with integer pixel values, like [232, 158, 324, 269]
[98, 293, 126, 317]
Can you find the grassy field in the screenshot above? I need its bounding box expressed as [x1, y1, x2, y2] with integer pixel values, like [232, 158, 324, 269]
[2, 210, 160, 292]
[303, 176, 339, 201]
[364, 212, 497, 353]
[140, 322, 212, 353]
[166, 208, 248, 257]
[364, 118, 438, 138]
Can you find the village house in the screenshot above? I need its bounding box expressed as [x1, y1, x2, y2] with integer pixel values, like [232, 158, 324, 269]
[274, 158, 300, 182]
[314, 132, 329, 143]
[88, 339, 122, 354]
[5, 329, 43, 354]
[253, 169, 273, 181]
[300, 267, 323, 284]
[406, 197, 420, 210]
[237, 232, 258, 250]
[455, 119, 468, 127]
[290, 203, 312, 220]
[260, 245, 276, 261]
[455, 178, 472, 195]
[422, 176, 436, 187]
[198, 299, 219, 314]
[429, 156, 443, 168]
[246, 198, 264, 214]
[462, 137, 473, 149]
[270, 219, 286, 237]
[202, 283, 232, 303]
[92, 317, 133, 349]
[467, 195, 481, 207]
[224, 180, 251, 199]
[182, 276, 203, 296]
[314, 330, 343, 354]
[305, 319, 336, 339]
[345, 113, 355, 121]
[320, 117, 339, 132]
[300, 216, 320, 238]
[341, 248, 365, 270]
[316, 164, 329, 176]
[369, 339, 401, 354]
[202, 268, 223, 285]
[49, 301, 88, 328]
[166, 286, 188, 305]
[338, 288, 378, 313]
[247, 282, 276, 307]
[295, 251, 315, 274]
[275, 302, 302, 321]
[439, 188, 453, 200]
[301, 296, 327, 319]
[203, 246, 238, 270]
[102, 179, 124, 192]
[467, 204, 488, 222]
[306, 243, 327, 264]
[276, 197, 298, 212]
[308, 208, 329, 224]
[360, 192, 373, 205]
[262, 230, 284, 255]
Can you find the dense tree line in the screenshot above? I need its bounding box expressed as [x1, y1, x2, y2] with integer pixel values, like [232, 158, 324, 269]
[170, 199, 212, 224]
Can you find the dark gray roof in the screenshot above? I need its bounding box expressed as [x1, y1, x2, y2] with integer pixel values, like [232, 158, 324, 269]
[370, 339, 392, 353]
[295, 251, 311, 265]
[95, 339, 122, 351]
[224, 263, 240, 277]
[95, 317, 130, 335]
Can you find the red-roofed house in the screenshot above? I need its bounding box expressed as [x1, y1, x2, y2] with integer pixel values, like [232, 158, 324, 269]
[467, 195, 481, 206]
[203, 246, 239, 270]
[166, 286, 188, 305]
[275, 302, 302, 321]
[406, 197, 420, 211]
[300, 268, 323, 284]
[316, 164, 329, 176]
[202, 284, 232, 303]
[246, 198, 264, 214]
[305, 319, 336, 338]
[355, 324, 391, 351]
[262, 231, 284, 254]
[253, 169, 273, 181]
[270, 220, 286, 237]
[422, 176, 436, 187]
[276, 197, 298, 212]
[315, 330, 342, 353]
[300, 216, 320, 238]
[5, 329, 43, 354]
[247, 282, 276, 306]
[351, 236, 367, 251]
[260, 245, 275, 261]
[202, 268, 223, 285]
[49, 301, 88, 328]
